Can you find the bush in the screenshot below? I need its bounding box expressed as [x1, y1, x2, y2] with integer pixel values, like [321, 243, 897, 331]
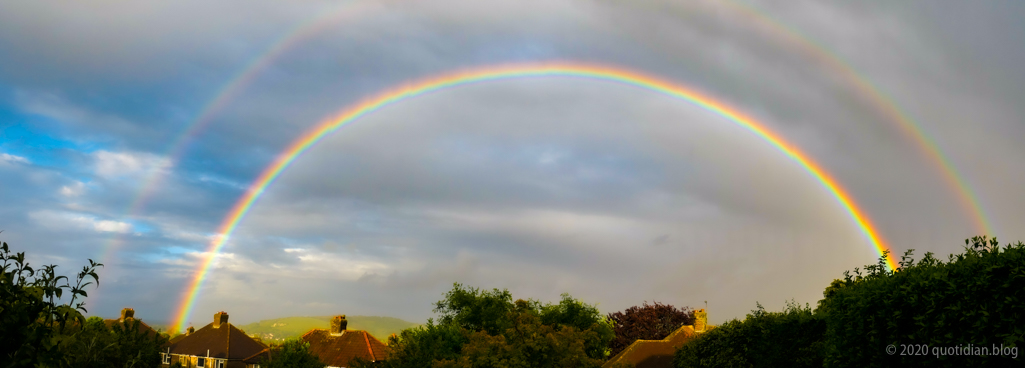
[673, 301, 825, 368]
[0, 239, 102, 367]
[819, 236, 1025, 367]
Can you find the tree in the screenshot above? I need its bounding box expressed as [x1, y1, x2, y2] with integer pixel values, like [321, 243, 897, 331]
[261, 338, 326, 368]
[0, 239, 102, 367]
[433, 299, 605, 368]
[607, 301, 694, 357]
[373, 283, 614, 368]
[362, 320, 467, 368]
[433, 284, 515, 336]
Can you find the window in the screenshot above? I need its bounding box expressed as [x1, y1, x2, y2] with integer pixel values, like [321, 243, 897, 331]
[197, 357, 206, 367]
[161, 353, 171, 364]
[216, 360, 225, 368]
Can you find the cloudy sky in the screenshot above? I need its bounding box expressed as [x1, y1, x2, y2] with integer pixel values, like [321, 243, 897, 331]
[2, 0, 1023, 328]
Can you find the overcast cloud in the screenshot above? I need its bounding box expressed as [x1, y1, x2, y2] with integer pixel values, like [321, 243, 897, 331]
[1, 0, 1022, 328]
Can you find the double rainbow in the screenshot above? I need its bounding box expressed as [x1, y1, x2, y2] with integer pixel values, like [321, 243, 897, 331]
[171, 62, 893, 332]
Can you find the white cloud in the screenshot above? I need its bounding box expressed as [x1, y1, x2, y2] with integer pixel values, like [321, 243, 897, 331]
[59, 181, 87, 197]
[30, 210, 133, 234]
[93, 150, 171, 179]
[0, 153, 29, 165]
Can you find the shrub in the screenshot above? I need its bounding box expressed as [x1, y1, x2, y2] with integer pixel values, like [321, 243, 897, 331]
[819, 236, 1025, 367]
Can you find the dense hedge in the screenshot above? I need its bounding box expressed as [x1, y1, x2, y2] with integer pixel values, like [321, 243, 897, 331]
[820, 236, 1025, 367]
[672, 301, 825, 368]
[671, 237, 1025, 368]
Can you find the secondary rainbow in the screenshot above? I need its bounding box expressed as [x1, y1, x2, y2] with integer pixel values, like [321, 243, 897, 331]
[90, 1, 380, 307]
[717, 0, 993, 235]
[171, 62, 895, 332]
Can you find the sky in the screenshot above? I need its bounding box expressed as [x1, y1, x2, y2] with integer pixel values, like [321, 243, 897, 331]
[1, 0, 1023, 329]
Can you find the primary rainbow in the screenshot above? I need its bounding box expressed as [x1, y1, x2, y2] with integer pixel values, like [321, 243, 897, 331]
[171, 62, 894, 332]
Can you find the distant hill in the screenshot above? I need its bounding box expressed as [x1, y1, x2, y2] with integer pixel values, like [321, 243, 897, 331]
[238, 316, 419, 343]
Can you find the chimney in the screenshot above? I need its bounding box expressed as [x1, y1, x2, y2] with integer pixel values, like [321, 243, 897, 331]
[120, 308, 135, 322]
[694, 308, 707, 332]
[214, 311, 229, 329]
[330, 315, 348, 335]
[187, 326, 195, 335]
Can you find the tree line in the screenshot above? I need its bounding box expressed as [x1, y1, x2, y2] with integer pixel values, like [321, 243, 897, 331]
[5, 235, 1022, 367]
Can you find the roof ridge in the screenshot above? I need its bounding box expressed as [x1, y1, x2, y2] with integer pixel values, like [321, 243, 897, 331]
[363, 331, 376, 362]
[300, 328, 325, 339]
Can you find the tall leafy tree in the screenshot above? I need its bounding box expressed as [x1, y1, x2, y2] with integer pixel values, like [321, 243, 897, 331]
[370, 283, 614, 368]
[607, 301, 694, 357]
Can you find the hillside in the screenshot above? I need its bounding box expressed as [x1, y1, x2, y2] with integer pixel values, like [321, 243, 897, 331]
[238, 315, 418, 343]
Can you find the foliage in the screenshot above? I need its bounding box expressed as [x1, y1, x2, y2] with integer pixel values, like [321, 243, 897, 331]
[819, 236, 1025, 367]
[0, 239, 102, 367]
[433, 300, 604, 368]
[363, 319, 467, 368]
[373, 283, 614, 368]
[607, 301, 694, 357]
[673, 300, 825, 368]
[433, 284, 516, 336]
[61, 316, 168, 368]
[260, 338, 326, 368]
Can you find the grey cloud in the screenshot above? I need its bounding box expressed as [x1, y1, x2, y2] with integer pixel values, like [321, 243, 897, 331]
[2, 0, 1023, 326]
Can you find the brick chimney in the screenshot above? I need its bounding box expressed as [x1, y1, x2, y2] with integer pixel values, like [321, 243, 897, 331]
[214, 311, 229, 329]
[694, 309, 707, 332]
[120, 308, 135, 322]
[330, 315, 348, 336]
[187, 326, 195, 335]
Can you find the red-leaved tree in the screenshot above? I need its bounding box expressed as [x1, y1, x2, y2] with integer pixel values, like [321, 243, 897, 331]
[606, 301, 694, 357]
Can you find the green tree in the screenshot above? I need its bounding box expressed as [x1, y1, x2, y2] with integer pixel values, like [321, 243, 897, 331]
[433, 284, 515, 336]
[434, 299, 605, 368]
[372, 283, 614, 368]
[0, 239, 102, 367]
[261, 339, 326, 368]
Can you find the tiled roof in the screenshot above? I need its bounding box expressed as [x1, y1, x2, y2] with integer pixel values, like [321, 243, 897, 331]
[302, 329, 392, 367]
[168, 322, 268, 360]
[602, 325, 702, 368]
[242, 347, 280, 364]
[102, 318, 160, 338]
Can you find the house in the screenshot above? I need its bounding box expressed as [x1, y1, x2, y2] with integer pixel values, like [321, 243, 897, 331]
[161, 311, 268, 368]
[602, 309, 711, 368]
[104, 307, 163, 341]
[300, 315, 392, 368]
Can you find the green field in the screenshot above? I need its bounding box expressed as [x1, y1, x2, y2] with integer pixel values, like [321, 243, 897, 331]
[237, 315, 419, 343]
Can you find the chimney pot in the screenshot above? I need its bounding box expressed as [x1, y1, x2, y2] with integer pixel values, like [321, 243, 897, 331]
[120, 308, 135, 322]
[330, 315, 348, 335]
[214, 311, 229, 328]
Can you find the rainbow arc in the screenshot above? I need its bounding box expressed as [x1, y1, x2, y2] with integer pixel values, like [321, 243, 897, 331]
[171, 62, 895, 332]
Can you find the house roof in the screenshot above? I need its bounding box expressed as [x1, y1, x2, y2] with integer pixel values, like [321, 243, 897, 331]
[242, 347, 280, 364]
[301, 329, 392, 367]
[602, 325, 703, 368]
[102, 318, 161, 338]
[168, 322, 268, 360]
